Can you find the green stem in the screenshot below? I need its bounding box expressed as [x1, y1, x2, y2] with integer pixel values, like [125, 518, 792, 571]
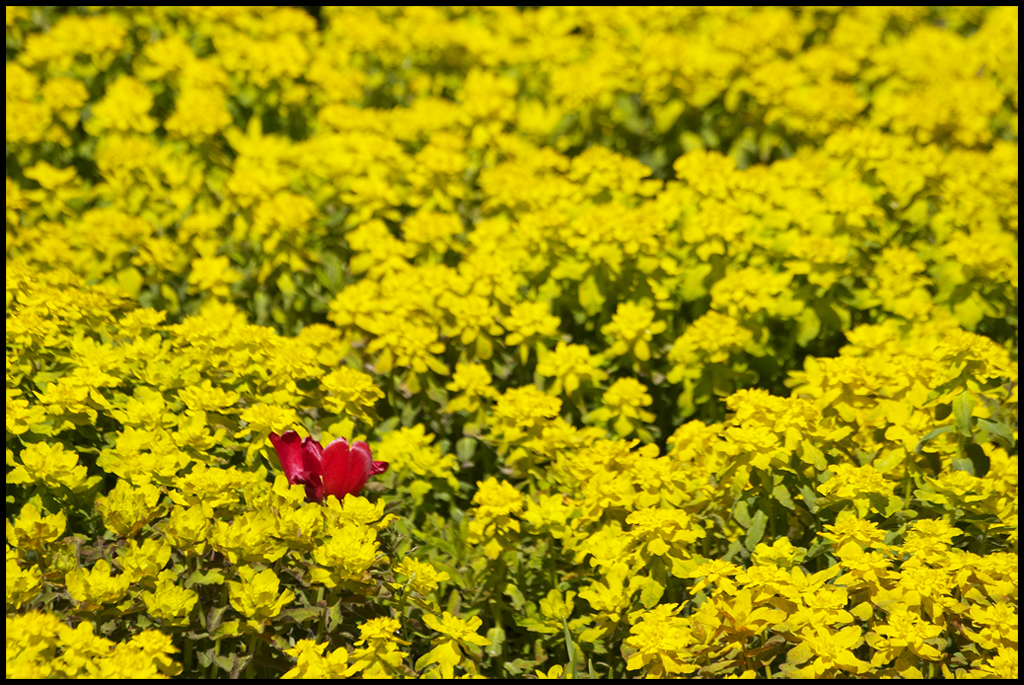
[490, 598, 503, 676]
[758, 471, 777, 540]
[210, 584, 228, 677]
[317, 586, 327, 643]
[903, 452, 913, 510]
[244, 632, 260, 679]
[392, 585, 411, 645]
[183, 632, 193, 676]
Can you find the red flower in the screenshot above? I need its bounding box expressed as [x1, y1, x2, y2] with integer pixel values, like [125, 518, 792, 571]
[268, 430, 388, 503]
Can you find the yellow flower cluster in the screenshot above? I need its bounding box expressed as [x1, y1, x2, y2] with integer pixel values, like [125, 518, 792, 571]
[6, 6, 1018, 680]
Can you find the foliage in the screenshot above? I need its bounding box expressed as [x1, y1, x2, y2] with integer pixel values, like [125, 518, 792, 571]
[6, 6, 1019, 679]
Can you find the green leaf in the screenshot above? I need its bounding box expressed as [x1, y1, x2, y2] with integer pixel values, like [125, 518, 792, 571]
[795, 307, 821, 347]
[638, 577, 665, 608]
[787, 641, 813, 665]
[413, 530, 460, 560]
[679, 263, 713, 301]
[814, 298, 843, 332]
[431, 560, 467, 588]
[327, 602, 343, 632]
[799, 440, 828, 471]
[772, 484, 795, 511]
[230, 653, 252, 680]
[456, 437, 478, 462]
[951, 457, 975, 476]
[798, 484, 818, 512]
[277, 608, 320, 625]
[873, 449, 904, 473]
[502, 660, 523, 676]
[952, 391, 976, 437]
[577, 275, 605, 317]
[206, 604, 227, 633]
[700, 658, 741, 676]
[486, 627, 505, 658]
[884, 495, 904, 518]
[475, 335, 493, 360]
[976, 418, 1015, 448]
[447, 589, 462, 615]
[115, 266, 143, 298]
[160, 283, 180, 314]
[186, 569, 226, 588]
[915, 424, 957, 453]
[964, 442, 990, 478]
[562, 616, 577, 680]
[375, 416, 401, 435]
[209, 620, 242, 640]
[504, 583, 526, 610]
[203, 653, 230, 673]
[744, 510, 768, 552]
[733, 500, 751, 529]
[276, 271, 296, 297]
[425, 382, 448, 407]
[723, 538, 744, 563]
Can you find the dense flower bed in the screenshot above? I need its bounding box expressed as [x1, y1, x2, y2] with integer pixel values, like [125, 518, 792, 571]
[6, 6, 1018, 679]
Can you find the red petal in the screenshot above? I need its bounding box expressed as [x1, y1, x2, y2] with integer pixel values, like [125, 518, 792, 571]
[269, 431, 305, 485]
[301, 436, 324, 476]
[371, 460, 389, 475]
[321, 437, 372, 500]
[303, 479, 324, 503]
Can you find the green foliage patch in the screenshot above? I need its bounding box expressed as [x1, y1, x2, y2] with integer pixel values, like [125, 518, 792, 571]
[6, 6, 1019, 679]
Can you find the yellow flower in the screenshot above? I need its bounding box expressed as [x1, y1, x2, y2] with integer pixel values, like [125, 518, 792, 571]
[626, 603, 699, 677]
[226, 565, 295, 623]
[468, 478, 525, 559]
[537, 341, 608, 395]
[321, 366, 384, 424]
[310, 524, 381, 586]
[790, 625, 870, 677]
[65, 559, 131, 611]
[963, 602, 1018, 651]
[371, 424, 459, 492]
[867, 605, 944, 669]
[601, 301, 667, 362]
[666, 311, 752, 380]
[819, 514, 890, 552]
[6, 502, 67, 552]
[282, 639, 349, 679]
[586, 378, 656, 440]
[438, 292, 503, 360]
[84, 75, 157, 135]
[401, 210, 465, 256]
[7, 441, 91, 492]
[140, 570, 199, 627]
[394, 557, 451, 596]
[817, 463, 897, 518]
[164, 87, 232, 143]
[445, 362, 499, 414]
[416, 612, 491, 679]
[489, 385, 562, 445]
[503, 300, 561, 352]
[345, 616, 410, 679]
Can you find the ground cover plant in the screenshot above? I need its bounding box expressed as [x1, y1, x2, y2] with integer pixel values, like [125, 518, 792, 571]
[5, 5, 1019, 679]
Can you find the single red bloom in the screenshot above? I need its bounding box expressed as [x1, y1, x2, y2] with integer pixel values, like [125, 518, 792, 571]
[268, 430, 388, 503]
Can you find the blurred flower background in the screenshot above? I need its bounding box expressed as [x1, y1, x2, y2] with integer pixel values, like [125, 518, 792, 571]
[6, 6, 1018, 679]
